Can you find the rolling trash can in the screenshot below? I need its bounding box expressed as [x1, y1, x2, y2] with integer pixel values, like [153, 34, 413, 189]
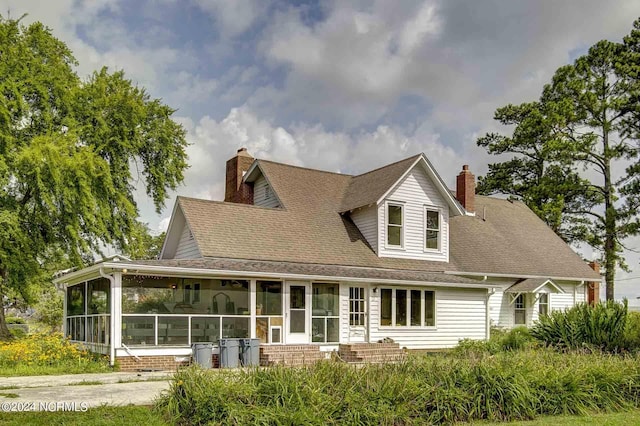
[218, 339, 240, 368]
[192, 342, 213, 369]
[240, 338, 261, 367]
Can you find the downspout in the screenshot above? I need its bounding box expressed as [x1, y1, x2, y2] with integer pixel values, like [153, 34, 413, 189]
[99, 267, 116, 367]
[483, 276, 494, 341]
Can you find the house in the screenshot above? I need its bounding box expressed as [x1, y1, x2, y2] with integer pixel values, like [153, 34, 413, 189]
[56, 148, 601, 370]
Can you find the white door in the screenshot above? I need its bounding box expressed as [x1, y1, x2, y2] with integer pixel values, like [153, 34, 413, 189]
[285, 282, 310, 344]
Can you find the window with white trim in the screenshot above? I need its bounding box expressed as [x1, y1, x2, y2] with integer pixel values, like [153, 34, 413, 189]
[514, 294, 526, 325]
[538, 293, 549, 317]
[386, 203, 403, 247]
[379, 288, 435, 327]
[425, 208, 440, 250]
[349, 287, 366, 326]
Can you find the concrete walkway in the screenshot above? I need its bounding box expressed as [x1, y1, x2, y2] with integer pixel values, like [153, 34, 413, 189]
[0, 371, 175, 410]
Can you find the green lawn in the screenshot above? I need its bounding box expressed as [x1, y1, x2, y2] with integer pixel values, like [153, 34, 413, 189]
[0, 406, 637, 425]
[0, 405, 167, 425]
[482, 410, 640, 425]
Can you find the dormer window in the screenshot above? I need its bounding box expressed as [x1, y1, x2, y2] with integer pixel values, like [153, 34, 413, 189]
[425, 207, 440, 250]
[386, 203, 404, 248]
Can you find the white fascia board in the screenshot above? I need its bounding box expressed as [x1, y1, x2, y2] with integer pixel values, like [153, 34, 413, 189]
[532, 280, 566, 294]
[444, 270, 598, 284]
[57, 262, 495, 290]
[242, 159, 261, 183]
[375, 155, 466, 216]
[159, 199, 183, 259]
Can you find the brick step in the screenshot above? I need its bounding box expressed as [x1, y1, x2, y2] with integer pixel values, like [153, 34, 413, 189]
[260, 351, 327, 367]
[260, 345, 321, 354]
[340, 354, 406, 363]
[338, 343, 400, 350]
[341, 349, 405, 356]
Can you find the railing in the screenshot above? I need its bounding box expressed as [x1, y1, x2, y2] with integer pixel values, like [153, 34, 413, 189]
[121, 314, 250, 347]
[66, 314, 110, 345]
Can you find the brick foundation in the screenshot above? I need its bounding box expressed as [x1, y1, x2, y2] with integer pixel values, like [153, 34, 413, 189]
[117, 354, 220, 372]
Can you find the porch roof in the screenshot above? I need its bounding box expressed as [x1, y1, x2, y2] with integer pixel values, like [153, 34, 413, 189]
[504, 278, 565, 294]
[57, 257, 497, 288]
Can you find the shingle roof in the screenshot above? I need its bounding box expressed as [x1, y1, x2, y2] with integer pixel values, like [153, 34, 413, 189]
[505, 278, 563, 293]
[120, 258, 486, 285]
[176, 155, 600, 282]
[339, 154, 422, 212]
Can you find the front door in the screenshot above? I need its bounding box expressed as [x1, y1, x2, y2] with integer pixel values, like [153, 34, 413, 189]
[285, 282, 309, 344]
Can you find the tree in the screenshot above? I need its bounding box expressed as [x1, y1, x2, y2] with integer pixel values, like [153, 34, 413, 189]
[478, 20, 640, 300]
[125, 222, 166, 260]
[0, 18, 188, 339]
[477, 102, 601, 244]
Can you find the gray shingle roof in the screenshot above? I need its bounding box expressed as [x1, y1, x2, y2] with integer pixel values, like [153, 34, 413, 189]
[505, 278, 563, 293]
[176, 156, 599, 282]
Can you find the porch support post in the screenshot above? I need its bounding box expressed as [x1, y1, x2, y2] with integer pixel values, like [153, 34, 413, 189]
[485, 287, 496, 340]
[110, 272, 123, 366]
[249, 279, 256, 339]
[62, 285, 68, 338]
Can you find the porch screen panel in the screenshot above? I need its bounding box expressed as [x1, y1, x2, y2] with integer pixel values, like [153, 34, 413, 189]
[88, 278, 110, 314]
[191, 317, 221, 342]
[122, 316, 155, 345]
[312, 283, 339, 343]
[410, 290, 421, 326]
[256, 281, 283, 344]
[158, 317, 189, 345]
[67, 285, 85, 316]
[425, 291, 435, 326]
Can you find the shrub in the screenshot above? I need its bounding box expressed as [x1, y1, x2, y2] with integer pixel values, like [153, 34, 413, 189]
[0, 333, 110, 375]
[156, 351, 640, 425]
[531, 300, 628, 352]
[5, 317, 26, 325]
[625, 311, 640, 351]
[501, 326, 536, 351]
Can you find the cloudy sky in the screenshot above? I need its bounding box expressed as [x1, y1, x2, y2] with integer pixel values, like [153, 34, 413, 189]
[4, 0, 640, 300]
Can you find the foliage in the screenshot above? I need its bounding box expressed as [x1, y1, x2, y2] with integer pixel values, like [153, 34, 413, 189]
[0, 405, 168, 426]
[125, 222, 166, 260]
[624, 311, 640, 351]
[530, 301, 630, 352]
[33, 287, 63, 332]
[0, 332, 111, 376]
[156, 351, 640, 425]
[4, 317, 25, 325]
[0, 17, 188, 339]
[454, 326, 537, 356]
[477, 18, 640, 299]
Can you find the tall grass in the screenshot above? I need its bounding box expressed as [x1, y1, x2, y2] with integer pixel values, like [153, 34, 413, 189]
[155, 350, 640, 425]
[531, 300, 630, 352]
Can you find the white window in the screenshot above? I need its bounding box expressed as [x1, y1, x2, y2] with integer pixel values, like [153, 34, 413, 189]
[380, 288, 435, 327]
[514, 294, 526, 325]
[349, 287, 366, 326]
[538, 293, 549, 317]
[386, 203, 403, 247]
[424, 208, 440, 250]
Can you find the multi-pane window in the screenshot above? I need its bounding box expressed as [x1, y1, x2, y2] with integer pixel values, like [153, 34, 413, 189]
[379, 288, 436, 327]
[538, 293, 549, 317]
[387, 204, 403, 247]
[349, 287, 366, 326]
[425, 208, 440, 250]
[514, 294, 526, 325]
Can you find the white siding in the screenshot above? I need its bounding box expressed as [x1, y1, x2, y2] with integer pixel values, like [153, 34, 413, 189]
[174, 223, 200, 259]
[368, 286, 486, 349]
[253, 175, 280, 208]
[350, 206, 377, 253]
[491, 282, 586, 329]
[378, 165, 449, 262]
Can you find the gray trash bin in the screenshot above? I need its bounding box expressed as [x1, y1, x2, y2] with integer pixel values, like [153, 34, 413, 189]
[192, 342, 213, 369]
[240, 338, 261, 367]
[218, 339, 240, 368]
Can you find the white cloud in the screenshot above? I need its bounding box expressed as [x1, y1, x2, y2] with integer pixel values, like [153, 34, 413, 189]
[195, 0, 265, 37]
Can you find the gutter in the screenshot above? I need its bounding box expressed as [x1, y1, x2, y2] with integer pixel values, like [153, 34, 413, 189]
[99, 267, 116, 367]
[444, 270, 599, 283]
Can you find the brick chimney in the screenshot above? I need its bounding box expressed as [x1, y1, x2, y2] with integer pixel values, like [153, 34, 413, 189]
[224, 148, 254, 204]
[456, 165, 475, 212]
[587, 261, 600, 306]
